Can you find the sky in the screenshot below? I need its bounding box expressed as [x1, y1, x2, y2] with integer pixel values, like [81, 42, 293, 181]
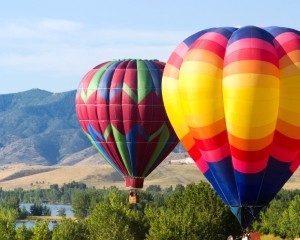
[1, 0, 300, 93]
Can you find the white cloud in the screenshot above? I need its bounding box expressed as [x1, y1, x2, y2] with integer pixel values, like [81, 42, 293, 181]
[37, 19, 83, 32]
[0, 18, 193, 93]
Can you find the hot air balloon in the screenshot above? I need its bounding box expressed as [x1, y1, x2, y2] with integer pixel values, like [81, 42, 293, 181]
[162, 26, 300, 229]
[76, 59, 178, 201]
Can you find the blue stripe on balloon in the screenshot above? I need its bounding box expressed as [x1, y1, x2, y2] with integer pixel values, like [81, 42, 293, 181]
[98, 61, 120, 102]
[183, 28, 216, 47]
[87, 124, 122, 175]
[265, 26, 300, 37]
[228, 26, 275, 45]
[234, 169, 265, 205]
[256, 157, 293, 204]
[207, 157, 240, 206]
[144, 60, 162, 96]
[214, 27, 237, 39]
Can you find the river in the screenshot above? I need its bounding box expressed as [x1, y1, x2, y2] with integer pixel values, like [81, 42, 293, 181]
[16, 203, 74, 229]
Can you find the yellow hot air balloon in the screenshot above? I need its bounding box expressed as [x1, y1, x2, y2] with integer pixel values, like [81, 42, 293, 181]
[162, 26, 300, 228]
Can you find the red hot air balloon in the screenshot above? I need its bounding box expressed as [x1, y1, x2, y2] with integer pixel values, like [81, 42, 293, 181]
[76, 59, 178, 193]
[162, 26, 300, 229]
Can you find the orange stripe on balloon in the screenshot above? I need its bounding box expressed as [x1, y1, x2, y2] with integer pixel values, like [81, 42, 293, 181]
[276, 119, 300, 139]
[190, 118, 226, 139]
[163, 63, 180, 79]
[184, 49, 223, 69]
[228, 133, 274, 151]
[279, 50, 300, 68]
[224, 60, 279, 77]
[181, 132, 196, 151]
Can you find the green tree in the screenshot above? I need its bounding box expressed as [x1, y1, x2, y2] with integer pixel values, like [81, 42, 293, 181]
[145, 182, 240, 240]
[52, 219, 89, 240]
[31, 221, 51, 240]
[254, 199, 286, 235]
[71, 190, 90, 218]
[57, 207, 66, 217]
[88, 191, 147, 240]
[0, 208, 17, 240]
[277, 195, 300, 239]
[15, 225, 33, 240]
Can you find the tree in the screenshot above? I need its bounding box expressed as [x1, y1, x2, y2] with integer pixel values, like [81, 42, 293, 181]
[88, 191, 147, 240]
[145, 182, 240, 240]
[15, 225, 33, 240]
[52, 219, 89, 240]
[71, 190, 90, 218]
[31, 221, 51, 240]
[57, 207, 66, 217]
[277, 195, 300, 239]
[0, 208, 17, 240]
[30, 203, 51, 216]
[254, 199, 286, 235]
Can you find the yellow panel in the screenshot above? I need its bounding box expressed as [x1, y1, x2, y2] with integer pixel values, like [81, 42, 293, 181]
[223, 74, 279, 88]
[226, 121, 277, 139]
[223, 87, 279, 100]
[224, 99, 279, 127]
[178, 60, 224, 128]
[223, 71, 279, 139]
[278, 107, 300, 127]
[162, 76, 190, 139]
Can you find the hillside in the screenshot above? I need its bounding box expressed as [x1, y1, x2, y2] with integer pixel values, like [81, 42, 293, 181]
[0, 89, 92, 165]
[0, 89, 185, 166]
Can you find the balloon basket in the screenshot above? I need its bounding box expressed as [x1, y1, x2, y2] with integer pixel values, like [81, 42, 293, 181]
[124, 176, 144, 189]
[128, 189, 140, 204]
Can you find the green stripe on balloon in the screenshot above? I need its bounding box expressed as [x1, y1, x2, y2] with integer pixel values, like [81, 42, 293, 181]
[85, 133, 121, 175]
[103, 124, 112, 141]
[111, 125, 133, 175]
[143, 124, 170, 176]
[123, 83, 138, 103]
[137, 60, 152, 103]
[80, 62, 112, 103]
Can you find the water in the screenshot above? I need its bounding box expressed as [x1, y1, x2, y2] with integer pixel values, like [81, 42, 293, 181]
[19, 203, 74, 217]
[16, 204, 74, 229]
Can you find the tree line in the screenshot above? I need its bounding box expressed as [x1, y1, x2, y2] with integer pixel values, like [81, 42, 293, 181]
[0, 182, 299, 239]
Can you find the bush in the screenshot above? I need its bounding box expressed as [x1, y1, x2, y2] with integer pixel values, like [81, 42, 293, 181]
[88, 191, 147, 240]
[145, 182, 240, 240]
[30, 204, 51, 216]
[52, 219, 89, 240]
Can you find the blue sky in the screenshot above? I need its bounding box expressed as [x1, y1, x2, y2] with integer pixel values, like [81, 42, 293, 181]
[1, 0, 299, 93]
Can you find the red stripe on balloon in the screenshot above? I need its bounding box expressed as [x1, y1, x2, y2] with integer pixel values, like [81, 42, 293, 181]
[224, 48, 279, 67]
[194, 130, 228, 151]
[230, 145, 271, 162]
[191, 39, 226, 58]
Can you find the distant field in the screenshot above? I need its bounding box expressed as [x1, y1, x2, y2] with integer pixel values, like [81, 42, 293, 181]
[0, 161, 299, 190]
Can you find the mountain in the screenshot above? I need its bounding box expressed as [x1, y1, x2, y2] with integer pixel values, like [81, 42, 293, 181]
[0, 89, 94, 165]
[0, 89, 184, 166]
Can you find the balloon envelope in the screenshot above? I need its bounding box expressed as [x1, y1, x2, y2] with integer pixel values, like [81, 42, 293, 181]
[76, 59, 178, 188]
[162, 26, 300, 228]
